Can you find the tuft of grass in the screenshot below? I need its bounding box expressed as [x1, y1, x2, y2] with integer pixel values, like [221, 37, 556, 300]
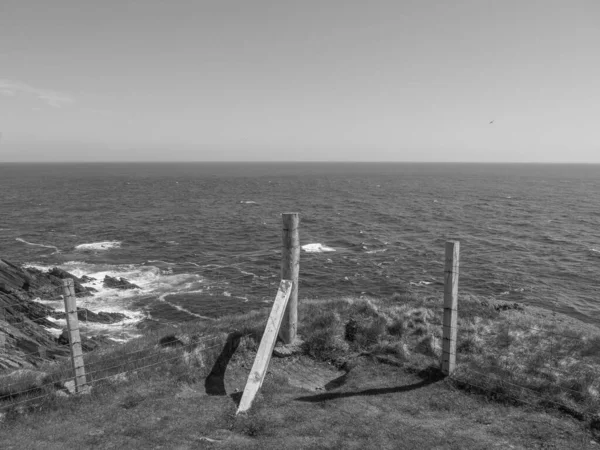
[301, 310, 349, 360]
[387, 318, 405, 337]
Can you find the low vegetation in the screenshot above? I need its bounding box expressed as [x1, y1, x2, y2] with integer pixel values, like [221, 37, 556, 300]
[300, 292, 600, 420]
[1, 290, 600, 448]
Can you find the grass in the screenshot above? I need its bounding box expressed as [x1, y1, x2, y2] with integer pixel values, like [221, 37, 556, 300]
[1, 291, 600, 448]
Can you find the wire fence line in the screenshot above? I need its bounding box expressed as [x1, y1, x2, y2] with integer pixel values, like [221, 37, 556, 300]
[0, 330, 251, 413]
[1, 235, 598, 422]
[442, 243, 600, 423]
[0, 270, 261, 413]
[0, 330, 227, 393]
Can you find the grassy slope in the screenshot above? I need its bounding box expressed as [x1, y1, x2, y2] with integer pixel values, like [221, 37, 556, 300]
[1, 293, 599, 449]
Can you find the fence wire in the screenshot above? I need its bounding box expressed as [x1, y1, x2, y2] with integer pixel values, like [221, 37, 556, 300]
[2, 236, 599, 429]
[0, 332, 252, 413]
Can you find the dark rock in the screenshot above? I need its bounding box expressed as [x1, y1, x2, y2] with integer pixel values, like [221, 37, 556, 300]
[49, 267, 82, 282]
[103, 275, 140, 290]
[57, 328, 111, 352]
[57, 329, 70, 346]
[493, 302, 524, 312]
[80, 275, 96, 283]
[136, 318, 163, 332]
[53, 308, 128, 324]
[0, 259, 34, 291]
[159, 335, 184, 348]
[80, 309, 127, 324]
[48, 267, 97, 296]
[81, 335, 112, 352]
[0, 258, 87, 369]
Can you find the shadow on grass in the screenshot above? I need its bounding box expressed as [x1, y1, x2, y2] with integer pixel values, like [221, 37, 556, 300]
[230, 391, 243, 407]
[295, 366, 445, 403]
[205, 331, 243, 396]
[294, 378, 438, 403]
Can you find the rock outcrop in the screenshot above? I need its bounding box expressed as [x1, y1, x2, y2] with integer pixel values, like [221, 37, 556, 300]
[47, 267, 97, 296]
[0, 258, 119, 371]
[103, 275, 140, 290]
[52, 308, 128, 324]
[1, 259, 70, 370]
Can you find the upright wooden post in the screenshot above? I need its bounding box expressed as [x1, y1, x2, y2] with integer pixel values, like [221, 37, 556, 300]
[0, 306, 5, 351]
[280, 213, 300, 344]
[62, 279, 87, 392]
[237, 280, 293, 414]
[442, 241, 460, 375]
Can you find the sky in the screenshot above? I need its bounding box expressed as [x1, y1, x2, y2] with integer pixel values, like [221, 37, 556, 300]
[0, 0, 599, 162]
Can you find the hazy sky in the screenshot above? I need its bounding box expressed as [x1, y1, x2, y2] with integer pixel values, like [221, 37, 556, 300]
[1, 0, 599, 162]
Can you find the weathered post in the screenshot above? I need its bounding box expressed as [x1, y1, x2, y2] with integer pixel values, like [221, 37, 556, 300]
[62, 279, 87, 392]
[0, 306, 5, 350]
[442, 241, 460, 375]
[280, 212, 300, 344]
[237, 279, 293, 414]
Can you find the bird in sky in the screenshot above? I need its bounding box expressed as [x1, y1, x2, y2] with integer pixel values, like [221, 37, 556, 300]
[489, 120, 494, 124]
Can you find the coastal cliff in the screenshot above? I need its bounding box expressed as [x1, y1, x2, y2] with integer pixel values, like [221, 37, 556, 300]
[0, 258, 111, 370]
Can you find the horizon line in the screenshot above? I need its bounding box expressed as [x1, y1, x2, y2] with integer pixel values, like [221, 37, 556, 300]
[1, 160, 600, 165]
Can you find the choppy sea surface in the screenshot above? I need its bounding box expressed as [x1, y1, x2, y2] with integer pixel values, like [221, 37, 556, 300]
[1, 162, 599, 338]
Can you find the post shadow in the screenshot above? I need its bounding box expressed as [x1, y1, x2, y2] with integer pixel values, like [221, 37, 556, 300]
[295, 365, 445, 403]
[205, 331, 243, 396]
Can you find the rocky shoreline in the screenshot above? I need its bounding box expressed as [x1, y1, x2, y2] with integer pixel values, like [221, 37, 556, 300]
[0, 258, 137, 370]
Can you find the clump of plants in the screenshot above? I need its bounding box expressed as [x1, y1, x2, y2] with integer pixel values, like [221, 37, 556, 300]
[299, 296, 444, 367]
[452, 298, 600, 418]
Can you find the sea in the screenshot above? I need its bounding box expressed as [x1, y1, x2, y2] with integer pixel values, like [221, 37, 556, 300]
[0, 162, 599, 339]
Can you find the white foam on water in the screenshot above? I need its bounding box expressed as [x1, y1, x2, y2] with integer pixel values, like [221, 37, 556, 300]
[182, 261, 201, 267]
[240, 200, 257, 204]
[410, 281, 433, 286]
[366, 248, 388, 254]
[157, 292, 215, 320]
[302, 243, 336, 253]
[591, 248, 600, 253]
[16, 238, 60, 252]
[147, 260, 175, 265]
[75, 241, 121, 251]
[25, 261, 205, 316]
[23, 259, 268, 339]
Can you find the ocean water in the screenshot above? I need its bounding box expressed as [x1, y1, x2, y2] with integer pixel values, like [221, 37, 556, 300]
[1, 162, 599, 337]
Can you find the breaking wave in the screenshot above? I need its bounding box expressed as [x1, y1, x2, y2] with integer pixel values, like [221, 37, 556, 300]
[75, 241, 122, 251]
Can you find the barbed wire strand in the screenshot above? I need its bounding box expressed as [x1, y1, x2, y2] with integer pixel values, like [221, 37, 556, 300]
[0, 335, 244, 409]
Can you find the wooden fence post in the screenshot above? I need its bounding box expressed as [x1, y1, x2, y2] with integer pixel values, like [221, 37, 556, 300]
[0, 306, 5, 351]
[237, 280, 293, 414]
[280, 213, 300, 344]
[442, 241, 460, 375]
[62, 279, 87, 392]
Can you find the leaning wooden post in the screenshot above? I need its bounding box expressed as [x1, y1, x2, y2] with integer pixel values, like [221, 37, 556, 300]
[280, 213, 300, 344]
[442, 241, 460, 376]
[237, 280, 293, 414]
[62, 279, 87, 392]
